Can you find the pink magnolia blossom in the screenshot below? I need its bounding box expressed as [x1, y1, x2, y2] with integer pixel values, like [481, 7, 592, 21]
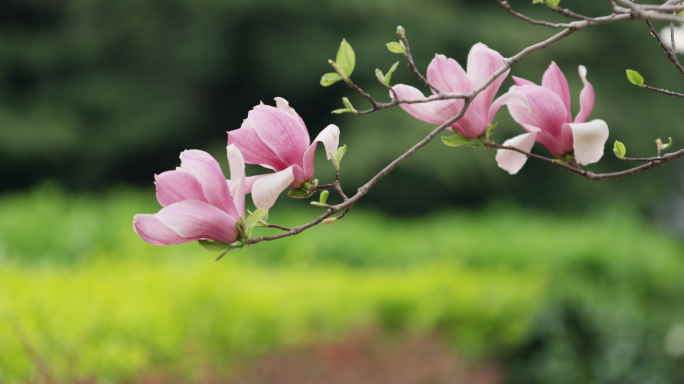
[393, 43, 523, 140]
[496, 62, 609, 175]
[228, 97, 340, 191]
[133, 145, 292, 246]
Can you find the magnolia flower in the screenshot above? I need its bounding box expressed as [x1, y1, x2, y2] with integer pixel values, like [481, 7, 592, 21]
[228, 97, 340, 191]
[393, 43, 523, 140]
[496, 62, 609, 175]
[133, 145, 291, 246]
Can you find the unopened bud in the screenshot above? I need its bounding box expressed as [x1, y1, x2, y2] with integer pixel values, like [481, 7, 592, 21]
[319, 190, 329, 205]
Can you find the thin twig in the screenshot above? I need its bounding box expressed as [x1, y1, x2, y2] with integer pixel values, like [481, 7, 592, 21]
[633, 0, 684, 75]
[344, 78, 380, 109]
[248, 98, 474, 245]
[543, 3, 595, 21]
[486, 141, 684, 180]
[643, 84, 684, 97]
[401, 34, 441, 93]
[621, 156, 667, 162]
[333, 169, 349, 201]
[265, 223, 291, 231]
[250, 1, 684, 245]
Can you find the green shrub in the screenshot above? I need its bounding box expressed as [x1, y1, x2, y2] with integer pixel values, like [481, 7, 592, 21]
[0, 259, 542, 383]
[2, 187, 684, 383]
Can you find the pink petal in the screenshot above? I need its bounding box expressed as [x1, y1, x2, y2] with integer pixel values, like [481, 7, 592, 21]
[426, 54, 472, 94]
[248, 103, 310, 167]
[251, 167, 296, 210]
[467, 43, 506, 91]
[155, 200, 239, 244]
[227, 120, 288, 171]
[393, 84, 449, 125]
[155, 170, 205, 207]
[569, 119, 609, 165]
[489, 89, 529, 126]
[495, 132, 538, 175]
[431, 98, 467, 128]
[302, 141, 317, 183]
[134, 200, 239, 245]
[507, 85, 568, 140]
[314, 124, 340, 160]
[534, 129, 568, 159]
[179, 150, 237, 219]
[133, 214, 187, 246]
[275, 97, 307, 129]
[227, 144, 246, 219]
[466, 43, 508, 126]
[512, 76, 535, 87]
[541, 62, 572, 122]
[228, 174, 279, 194]
[574, 65, 595, 124]
[450, 113, 486, 140]
[243, 175, 263, 194]
[291, 165, 308, 187]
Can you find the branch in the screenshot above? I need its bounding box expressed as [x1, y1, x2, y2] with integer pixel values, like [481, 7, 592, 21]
[643, 84, 684, 98]
[501, 0, 684, 28]
[486, 141, 684, 180]
[543, 3, 595, 21]
[250, 1, 684, 246]
[632, 0, 684, 76]
[401, 32, 441, 93]
[247, 98, 473, 245]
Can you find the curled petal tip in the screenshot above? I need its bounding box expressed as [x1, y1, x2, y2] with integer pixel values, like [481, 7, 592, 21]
[570, 119, 609, 165]
[315, 124, 341, 160]
[495, 132, 537, 175]
[252, 167, 296, 210]
[578, 65, 587, 78]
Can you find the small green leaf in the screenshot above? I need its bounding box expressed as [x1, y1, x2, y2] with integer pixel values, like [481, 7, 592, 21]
[613, 140, 626, 159]
[236, 220, 247, 238]
[626, 69, 644, 86]
[319, 190, 329, 205]
[335, 144, 347, 165]
[396, 25, 405, 38]
[244, 208, 268, 237]
[321, 72, 343, 87]
[212, 249, 230, 263]
[198, 239, 232, 252]
[386, 42, 406, 55]
[441, 134, 474, 147]
[336, 39, 355, 77]
[662, 137, 674, 150]
[288, 188, 310, 198]
[484, 123, 498, 141]
[332, 108, 355, 114]
[342, 97, 355, 111]
[546, 0, 560, 6]
[375, 68, 386, 85]
[212, 244, 244, 263]
[330, 153, 339, 171]
[384, 61, 400, 85]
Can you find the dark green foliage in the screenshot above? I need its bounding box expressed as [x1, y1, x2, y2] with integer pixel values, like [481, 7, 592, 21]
[1, 0, 683, 213]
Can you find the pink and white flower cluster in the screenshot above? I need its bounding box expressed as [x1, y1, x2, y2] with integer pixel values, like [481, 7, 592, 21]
[133, 42, 611, 248]
[394, 43, 609, 175]
[133, 98, 339, 246]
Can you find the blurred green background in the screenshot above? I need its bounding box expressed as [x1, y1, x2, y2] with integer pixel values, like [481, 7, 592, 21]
[2, 0, 684, 383]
